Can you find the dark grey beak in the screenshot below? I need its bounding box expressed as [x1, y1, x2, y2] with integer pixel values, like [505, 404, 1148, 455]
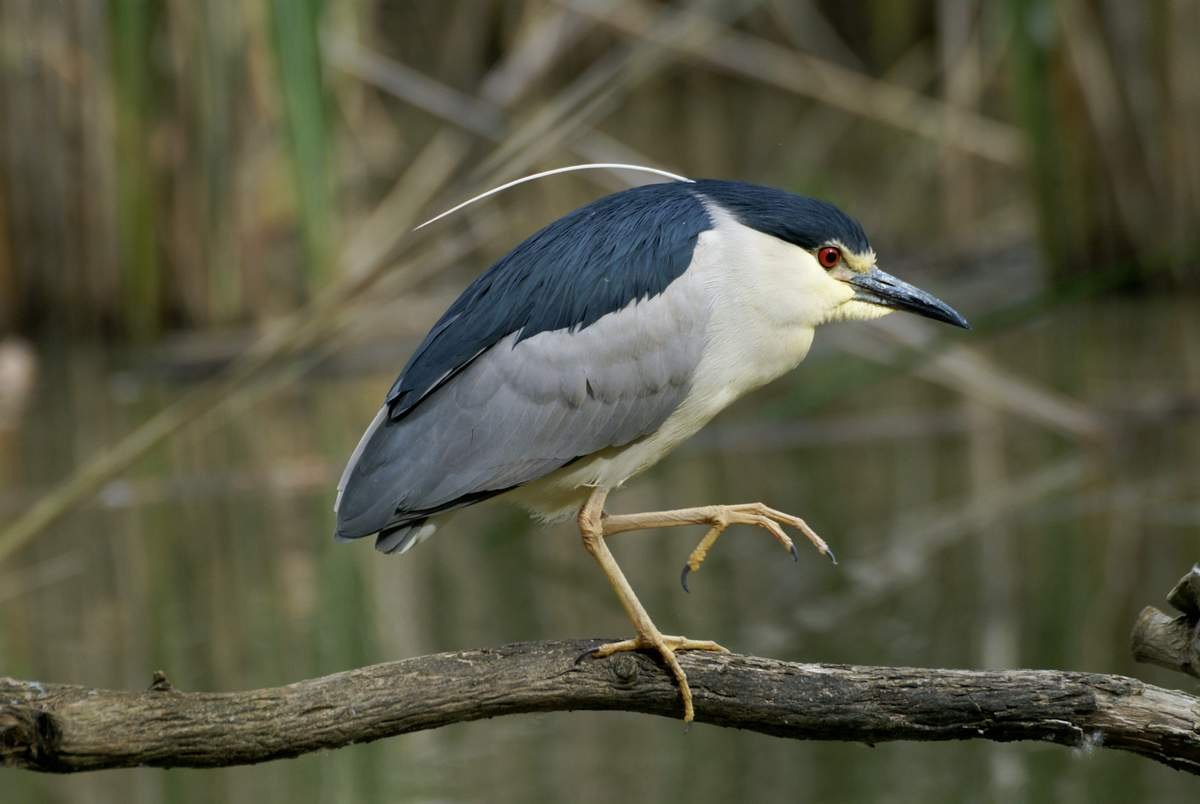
[848, 267, 970, 329]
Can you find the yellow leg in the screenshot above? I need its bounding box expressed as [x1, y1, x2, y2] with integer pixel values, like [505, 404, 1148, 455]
[578, 487, 728, 722]
[577, 490, 834, 721]
[602, 501, 835, 592]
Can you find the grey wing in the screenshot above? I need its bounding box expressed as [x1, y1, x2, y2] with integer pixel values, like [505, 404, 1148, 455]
[334, 276, 710, 540]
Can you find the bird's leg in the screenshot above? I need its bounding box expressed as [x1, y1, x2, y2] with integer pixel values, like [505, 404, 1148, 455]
[578, 486, 727, 723]
[601, 502, 834, 591]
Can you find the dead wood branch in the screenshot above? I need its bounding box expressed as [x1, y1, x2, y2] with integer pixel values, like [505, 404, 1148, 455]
[1132, 564, 1200, 680]
[3, 641, 1198, 774]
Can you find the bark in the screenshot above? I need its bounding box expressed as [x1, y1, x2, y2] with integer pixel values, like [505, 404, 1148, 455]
[3, 640, 1198, 775]
[1131, 564, 1200, 679]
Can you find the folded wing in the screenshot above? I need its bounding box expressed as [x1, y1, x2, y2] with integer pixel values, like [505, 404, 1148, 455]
[335, 181, 715, 542]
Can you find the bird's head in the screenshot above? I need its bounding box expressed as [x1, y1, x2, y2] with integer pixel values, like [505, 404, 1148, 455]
[811, 242, 970, 330]
[696, 180, 969, 330]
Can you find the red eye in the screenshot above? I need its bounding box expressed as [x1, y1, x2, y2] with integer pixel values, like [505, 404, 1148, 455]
[817, 246, 841, 269]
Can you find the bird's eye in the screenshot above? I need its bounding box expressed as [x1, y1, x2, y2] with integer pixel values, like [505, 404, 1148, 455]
[817, 246, 842, 269]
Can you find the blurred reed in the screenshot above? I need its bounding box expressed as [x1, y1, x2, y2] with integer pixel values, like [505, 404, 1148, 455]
[0, 0, 1196, 340]
[1009, 0, 1200, 288]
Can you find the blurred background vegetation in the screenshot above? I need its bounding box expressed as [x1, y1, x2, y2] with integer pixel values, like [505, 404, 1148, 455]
[2, 1, 1199, 802]
[1, 0, 1197, 340]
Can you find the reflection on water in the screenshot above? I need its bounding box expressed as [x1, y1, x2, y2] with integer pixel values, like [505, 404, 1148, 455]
[4, 301, 1199, 802]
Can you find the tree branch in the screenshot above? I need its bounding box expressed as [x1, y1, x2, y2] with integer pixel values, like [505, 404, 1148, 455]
[3, 640, 1198, 774]
[1131, 564, 1200, 679]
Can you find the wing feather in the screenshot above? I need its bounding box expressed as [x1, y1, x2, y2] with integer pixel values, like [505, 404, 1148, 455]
[335, 275, 710, 540]
[336, 180, 715, 542]
[383, 181, 708, 421]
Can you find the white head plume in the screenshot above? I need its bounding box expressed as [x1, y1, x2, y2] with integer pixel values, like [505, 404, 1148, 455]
[415, 163, 694, 231]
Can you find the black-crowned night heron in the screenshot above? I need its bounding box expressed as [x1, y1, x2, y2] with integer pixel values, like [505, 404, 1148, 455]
[335, 166, 968, 721]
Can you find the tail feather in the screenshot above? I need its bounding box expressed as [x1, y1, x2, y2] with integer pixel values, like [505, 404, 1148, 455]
[374, 520, 438, 555]
[334, 405, 387, 517]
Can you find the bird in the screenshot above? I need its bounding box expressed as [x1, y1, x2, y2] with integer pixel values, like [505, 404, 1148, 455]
[334, 165, 969, 722]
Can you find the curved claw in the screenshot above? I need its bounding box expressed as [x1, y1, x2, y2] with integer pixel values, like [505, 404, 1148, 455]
[826, 545, 838, 565]
[573, 640, 608, 665]
[680, 563, 692, 593]
[789, 543, 799, 562]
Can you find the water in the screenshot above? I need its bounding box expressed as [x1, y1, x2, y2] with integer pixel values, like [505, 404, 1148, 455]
[3, 300, 1198, 802]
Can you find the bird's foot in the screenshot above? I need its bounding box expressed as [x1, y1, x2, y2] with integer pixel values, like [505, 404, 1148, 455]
[680, 502, 835, 592]
[592, 632, 730, 722]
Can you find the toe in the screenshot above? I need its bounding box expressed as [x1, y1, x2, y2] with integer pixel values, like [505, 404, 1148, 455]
[591, 637, 643, 658]
[660, 635, 730, 653]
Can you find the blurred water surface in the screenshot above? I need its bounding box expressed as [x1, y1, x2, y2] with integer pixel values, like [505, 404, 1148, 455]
[3, 300, 1199, 803]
